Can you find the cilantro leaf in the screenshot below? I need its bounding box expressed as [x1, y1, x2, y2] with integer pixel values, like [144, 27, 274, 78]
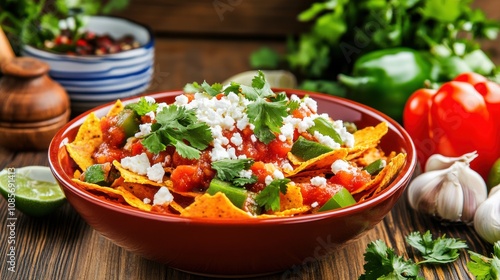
[255, 178, 289, 212]
[223, 81, 241, 95]
[247, 98, 289, 144]
[142, 104, 212, 159]
[406, 231, 467, 264]
[201, 81, 223, 96]
[125, 97, 158, 116]
[467, 241, 500, 280]
[211, 159, 255, 183]
[183, 82, 201, 94]
[359, 239, 420, 280]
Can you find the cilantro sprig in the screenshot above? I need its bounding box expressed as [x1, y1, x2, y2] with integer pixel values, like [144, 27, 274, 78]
[125, 97, 158, 116]
[211, 159, 257, 187]
[359, 239, 420, 280]
[467, 241, 500, 280]
[360, 231, 468, 280]
[406, 231, 467, 264]
[141, 104, 212, 159]
[255, 178, 290, 212]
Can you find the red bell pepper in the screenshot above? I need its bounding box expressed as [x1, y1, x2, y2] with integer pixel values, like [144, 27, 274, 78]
[403, 72, 500, 180]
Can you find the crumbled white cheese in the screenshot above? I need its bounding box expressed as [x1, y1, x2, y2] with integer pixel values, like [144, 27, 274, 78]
[239, 169, 253, 179]
[265, 175, 273, 186]
[143, 111, 154, 120]
[121, 153, 150, 175]
[174, 94, 189, 106]
[143, 198, 151, 204]
[153, 187, 174, 205]
[331, 159, 355, 174]
[144, 96, 156, 104]
[310, 176, 327, 187]
[147, 163, 165, 183]
[273, 170, 285, 180]
[230, 132, 243, 146]
[135, 123, 152, 138]
[313, 131, 340, 150]
[311, 201, 319, 208]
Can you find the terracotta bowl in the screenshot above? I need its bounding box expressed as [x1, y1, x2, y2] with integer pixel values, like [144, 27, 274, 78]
[48, 89, 417, 277]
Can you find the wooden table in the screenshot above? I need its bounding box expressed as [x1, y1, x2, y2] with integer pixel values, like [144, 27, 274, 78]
[0, 36, 494, 280]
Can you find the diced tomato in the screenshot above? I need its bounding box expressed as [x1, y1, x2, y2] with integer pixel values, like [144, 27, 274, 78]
[299, 182, 342, 206]
[249, 161, 272, 192]
[131, 141, 144, 156]
[328, 170, 371, 193]
[171, 165, 199, 192]
[267, 139, 292, 161]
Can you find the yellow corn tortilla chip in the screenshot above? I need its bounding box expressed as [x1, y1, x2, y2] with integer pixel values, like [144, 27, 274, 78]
[354, 152, 406, 196]
[346, 122, 388, 160]
[285, 148, 348, 176]
[113, 161, 164, 187]
[279, 183, 304, 211]
[116, 186, 153, 211]
[107, 100, 125, 117]
[72, 178, 124, 198]
[180, 192, 252, 218]
[259, 206, 311, 218]
[66, 112, 103, 171]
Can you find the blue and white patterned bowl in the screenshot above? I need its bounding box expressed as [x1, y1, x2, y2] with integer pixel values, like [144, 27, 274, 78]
[22, 16, 155, 114]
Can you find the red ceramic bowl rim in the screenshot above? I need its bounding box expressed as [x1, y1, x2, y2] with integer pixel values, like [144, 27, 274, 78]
[49, 89, 417, 226]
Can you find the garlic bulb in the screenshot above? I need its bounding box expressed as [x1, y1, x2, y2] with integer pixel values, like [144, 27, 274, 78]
[407, 153, 487, 224]
[474, 185, 500, 244]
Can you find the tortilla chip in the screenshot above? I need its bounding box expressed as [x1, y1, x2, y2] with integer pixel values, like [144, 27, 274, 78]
[354, 152, 406, 196]
[107, 100, 125, 117]
[72, 179, 124, 198]
[285, 148, 348, 176]
[279, 183, 304, 211]
[180, 193, 252, 218]
[260, 206, 311, 218]
[113, 161, 164, 187]
[116, 186, 153, 211]
[66, 112, 103, 171]
[346, 122, 388, 160]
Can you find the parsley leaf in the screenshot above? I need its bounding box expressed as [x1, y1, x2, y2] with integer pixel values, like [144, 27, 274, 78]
[223, 81, 241, 95]
[211, 159, 257, 187]
[406, 231, 467, 264]
[183, 82, 201, 94]
[247, 98, 289, 144]
[125, 97, 158, 116]
[142, 104, 212, 159]
[359, 239, 420, 280]
[467, 241, 500, 280]
[255, 178, 289, 212]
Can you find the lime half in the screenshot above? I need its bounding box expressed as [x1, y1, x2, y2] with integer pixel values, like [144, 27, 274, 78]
[0, 166, 66, 217]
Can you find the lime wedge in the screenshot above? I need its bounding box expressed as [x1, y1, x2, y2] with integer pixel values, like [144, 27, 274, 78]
[318, 187, 356, 212]
[0, 166, 66, 217]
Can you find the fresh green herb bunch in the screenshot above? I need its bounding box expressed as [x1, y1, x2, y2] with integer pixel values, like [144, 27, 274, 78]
[251, 0, 500, 94]
[289, 0, 500, 77]
[0, 0, 130, 54]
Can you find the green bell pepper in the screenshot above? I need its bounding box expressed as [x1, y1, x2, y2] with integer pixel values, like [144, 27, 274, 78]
[338, 48, 434, 122]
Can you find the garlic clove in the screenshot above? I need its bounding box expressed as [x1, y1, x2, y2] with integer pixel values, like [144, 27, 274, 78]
[473, 185, 500, 244]
[458, 162, 488, 222]
[407, 168, 448, 215]
[435, 171, 464, 222]
[424, 151, 478, 172]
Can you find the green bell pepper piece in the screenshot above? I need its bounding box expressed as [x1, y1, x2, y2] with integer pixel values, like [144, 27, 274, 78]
[338, 48, 433, 122]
